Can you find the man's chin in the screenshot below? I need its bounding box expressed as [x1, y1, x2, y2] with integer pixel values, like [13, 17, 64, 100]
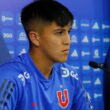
[53, 56, 68, 63]
[58, 58, 67, 63]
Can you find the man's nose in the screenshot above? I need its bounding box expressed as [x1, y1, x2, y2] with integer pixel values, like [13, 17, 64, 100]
[63, 33, 70, 45]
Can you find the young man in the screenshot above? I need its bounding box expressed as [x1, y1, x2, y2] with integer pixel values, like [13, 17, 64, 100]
[0, 0, 93, 110]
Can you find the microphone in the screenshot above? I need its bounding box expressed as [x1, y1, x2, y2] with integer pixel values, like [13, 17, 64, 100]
[89, 61, 110, 73]
[89, 61, 104, 69]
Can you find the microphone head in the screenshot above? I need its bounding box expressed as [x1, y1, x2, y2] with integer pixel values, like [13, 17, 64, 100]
[89, 61, 99, 69]
[89, 61, 110, 73]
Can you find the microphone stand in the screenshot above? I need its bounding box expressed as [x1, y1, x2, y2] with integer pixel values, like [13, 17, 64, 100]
[101, 67, 110, 74]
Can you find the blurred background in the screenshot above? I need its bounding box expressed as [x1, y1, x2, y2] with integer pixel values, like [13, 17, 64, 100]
[0, 0, 110, 110]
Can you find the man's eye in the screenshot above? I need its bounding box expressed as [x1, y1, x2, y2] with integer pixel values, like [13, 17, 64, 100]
[59, 31, 63, 34]
[56, 31, 63, 35]
[68, 30, 72, 34]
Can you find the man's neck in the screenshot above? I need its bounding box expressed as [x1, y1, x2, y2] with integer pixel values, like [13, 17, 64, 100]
[30, 49, 54, 79]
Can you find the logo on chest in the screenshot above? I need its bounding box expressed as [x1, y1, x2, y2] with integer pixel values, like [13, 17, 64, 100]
[18, 71, 30, 86]
[56, 89, 69, 108]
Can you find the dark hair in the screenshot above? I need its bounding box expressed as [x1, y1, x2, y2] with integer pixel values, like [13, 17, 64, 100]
[21, 0, 73, 43]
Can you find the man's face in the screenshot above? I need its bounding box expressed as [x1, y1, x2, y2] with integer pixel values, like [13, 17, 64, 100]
[38, 22, 72, 63]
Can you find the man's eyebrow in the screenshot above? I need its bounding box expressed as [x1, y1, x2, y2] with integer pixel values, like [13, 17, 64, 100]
[53, 28, 65, 32]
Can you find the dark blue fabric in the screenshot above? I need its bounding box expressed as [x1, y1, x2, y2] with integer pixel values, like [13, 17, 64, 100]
[104, 46, 110, 110]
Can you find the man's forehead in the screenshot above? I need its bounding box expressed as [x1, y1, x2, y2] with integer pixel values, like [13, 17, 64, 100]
[32, 21, 72, 34]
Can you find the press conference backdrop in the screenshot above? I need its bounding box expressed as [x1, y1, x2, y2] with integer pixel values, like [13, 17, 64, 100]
[0, 0, 110, 110]
[0, 36, 11, 64]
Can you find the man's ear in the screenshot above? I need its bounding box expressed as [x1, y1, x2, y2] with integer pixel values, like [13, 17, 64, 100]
[29, 31, 40, 46]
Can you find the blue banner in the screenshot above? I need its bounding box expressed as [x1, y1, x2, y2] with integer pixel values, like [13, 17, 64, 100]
[0, 36, 11, 64]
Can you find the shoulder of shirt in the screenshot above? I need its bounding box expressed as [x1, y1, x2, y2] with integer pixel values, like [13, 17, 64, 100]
[0, 53, 28, 77]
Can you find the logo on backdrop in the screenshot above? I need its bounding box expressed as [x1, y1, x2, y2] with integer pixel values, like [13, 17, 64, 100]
[1, 29, 14, 43]
[0, 12, 14, 26]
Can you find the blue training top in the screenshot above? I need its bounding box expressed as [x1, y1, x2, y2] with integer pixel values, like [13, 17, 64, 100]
[0, 52, 93, 110]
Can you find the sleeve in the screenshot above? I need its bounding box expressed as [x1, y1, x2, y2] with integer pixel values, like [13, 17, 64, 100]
[0, 67, 21, 110]
[72, 79, 93, 110]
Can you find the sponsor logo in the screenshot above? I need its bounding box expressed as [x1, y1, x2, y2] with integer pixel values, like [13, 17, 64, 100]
[61, 67, 78, 80]
[92, 37, 100, 43]
[1, 29, 14, 42]
[82, 65, 90, 71]
[94, 78, 101, 85]
[82, 35, 89, 43]
[70, 34, 78, 43]
[71, 49, 79, 57]
[102, 24, 110, 29]
[56, 89, 69, 108]
[18, 71, 30, 86]
[0, 12, 14, 25]
[81, 51, 90, 57]
[94, 93, 102, 99]
[93, 49, 100, 58]
[72, 19, 78, 29]
[92, 22, 100, 30]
